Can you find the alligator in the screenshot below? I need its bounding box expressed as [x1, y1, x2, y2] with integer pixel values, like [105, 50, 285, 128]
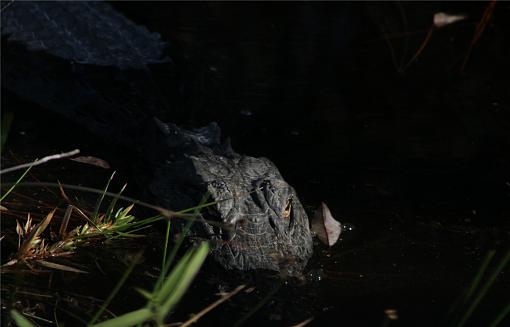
[1, 1, 314, 275]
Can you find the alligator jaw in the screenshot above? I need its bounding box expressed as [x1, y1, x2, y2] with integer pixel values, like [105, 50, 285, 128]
[205, 174, 314, 275]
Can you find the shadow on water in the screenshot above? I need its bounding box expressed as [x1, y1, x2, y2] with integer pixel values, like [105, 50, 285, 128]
[2, 2, 510, 326]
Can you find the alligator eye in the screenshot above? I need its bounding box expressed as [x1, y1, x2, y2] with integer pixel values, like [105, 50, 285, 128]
[282, 198, 292, 219]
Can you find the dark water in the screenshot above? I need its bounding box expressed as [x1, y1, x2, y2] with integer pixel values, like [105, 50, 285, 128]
[2, 2, 510, 326]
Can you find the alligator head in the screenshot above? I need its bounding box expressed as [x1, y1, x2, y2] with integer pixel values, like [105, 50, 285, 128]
[150, 120, 314, 275]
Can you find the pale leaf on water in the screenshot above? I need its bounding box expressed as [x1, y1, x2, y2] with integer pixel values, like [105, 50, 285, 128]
[311, 202, 342, 247]
[433, 12, 467, 29]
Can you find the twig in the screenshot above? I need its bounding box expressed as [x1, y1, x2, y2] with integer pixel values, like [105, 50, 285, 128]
[179, 285, 247, 327]
[0, 149, 80, 174]
[402, 25, 435, 72]
[460, 0, 497, 72]
[233, 284, 280, 327]
[0, 0, 15, 12]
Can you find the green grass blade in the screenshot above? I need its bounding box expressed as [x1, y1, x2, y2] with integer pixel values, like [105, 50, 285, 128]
[448, 250, 496, 320]
[105, 183, 127, 221]
[10, 309, 36, 327]
[489, 300, 510, 327]
[175, 198, 220, 215]
[154, 193, 209, 293]
[162, 220, 171, 272]
[0, 165, 32, 202]
[154, 248, 195, 304]
[134, 287, 154, 301]
[92, 171, 116, 223]
[457, 248, 510, 327]
[157, 242, 209, 322]
[88, 251, 143, 326]
[90, 308, 153, 327]
[97, 215, 163, 237]
[160, 193, 210, 281]
[462, 250, 496, 305]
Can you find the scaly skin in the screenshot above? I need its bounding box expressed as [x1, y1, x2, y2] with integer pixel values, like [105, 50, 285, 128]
[150, 122, 314, 274]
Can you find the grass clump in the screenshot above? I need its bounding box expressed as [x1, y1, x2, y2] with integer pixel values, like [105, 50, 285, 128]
[2, 203, 143, 273]
[1, 169, 153, 273]
[0, 155, 220, 326]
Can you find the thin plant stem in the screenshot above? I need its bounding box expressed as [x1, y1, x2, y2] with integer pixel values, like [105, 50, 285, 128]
[448, 250, 496, 318]
[180, 285, 246, 327]
[105, 183, 128, 222]
[88, 251, 143, 326]
[460, 0, 497, 72]
[3, 182, 228, 228]
[162, 221, 171, 272]
[402, 25, 434, 72]
[156, 193, 210, 292]
[489, 300, 510, 327]
[382, 32, 400, 73]
[92, 171, 116, 223]
[233, 284, 281, 327]
[0, 165, 32, 202]
[0, 149, 80, 174]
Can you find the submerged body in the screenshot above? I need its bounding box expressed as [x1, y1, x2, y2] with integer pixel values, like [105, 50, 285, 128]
[2, 1, 314, 274]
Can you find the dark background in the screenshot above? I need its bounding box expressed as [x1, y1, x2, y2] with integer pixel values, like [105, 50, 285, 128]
[105, 1, 510, 228]
[2, 2, 510, 326]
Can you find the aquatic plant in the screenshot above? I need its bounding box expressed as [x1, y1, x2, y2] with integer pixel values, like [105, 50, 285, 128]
[0, 153, 246, 326]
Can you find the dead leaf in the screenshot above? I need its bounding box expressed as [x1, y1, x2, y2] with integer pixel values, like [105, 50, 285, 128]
[37, 260, 87, 273]
[70, 156, 110, 169]
[17, 210, 55, 257]
[59, 205, 73, 238]
[58, 181, 71, 202]
[433, 12, 467, 29]
[311, 202, 342, 247]
[2, 259, 18, 267]
[16, 220, 24, 237]
[384, 309, 399, 320]
[290, 317, 314, 327]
